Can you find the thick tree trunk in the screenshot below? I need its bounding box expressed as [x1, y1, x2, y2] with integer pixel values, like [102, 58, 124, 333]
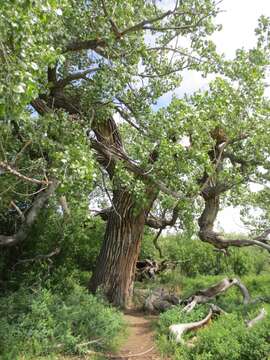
[89, 190, 146, 308]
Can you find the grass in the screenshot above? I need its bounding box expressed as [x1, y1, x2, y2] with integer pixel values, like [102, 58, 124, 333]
[150, 272, 270, 360]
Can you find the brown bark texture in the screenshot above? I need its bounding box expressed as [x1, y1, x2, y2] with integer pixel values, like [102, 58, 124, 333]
[89, 190, 146, 308]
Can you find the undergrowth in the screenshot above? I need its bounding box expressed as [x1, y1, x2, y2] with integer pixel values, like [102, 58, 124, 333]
[154, 273, 270, 360]
[0, 277, 125, 360]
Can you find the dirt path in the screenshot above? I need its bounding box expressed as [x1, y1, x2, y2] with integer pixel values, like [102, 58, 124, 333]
[113, 311, 162, 360]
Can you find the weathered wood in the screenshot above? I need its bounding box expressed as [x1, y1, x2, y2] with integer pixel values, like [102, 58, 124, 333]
[136, 259, 159, 281]
[183, 278, 250, 312]
[144, 288, 180, 313]
[246, 308, 267, 328]
[170, 308, 213, 344]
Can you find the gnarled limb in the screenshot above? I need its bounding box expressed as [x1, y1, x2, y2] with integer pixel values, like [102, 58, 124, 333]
[197, 131, 270, 253]
[246, 308, 267, 328]
[0, 161, 52, 185]
[170, 308, 213, 344]
[153, 229, 163, 258]
[146, 205, 179, 229]
[13, 247, 61, 269]
[0, 181, 58, 247]
[198, 190, 270, 252]
[234, 279, 251, 305]
[183, 278, 250, 312]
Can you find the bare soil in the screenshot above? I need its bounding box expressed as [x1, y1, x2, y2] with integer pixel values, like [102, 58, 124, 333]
[112, 310, 163, 360]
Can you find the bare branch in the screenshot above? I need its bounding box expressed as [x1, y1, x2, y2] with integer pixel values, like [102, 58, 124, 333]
[100, 169, 121, 219]
[199, 229, 270, 252]
[14, 140, 32, 165]
[90, 138, 182, 198]
[101, 0, 122, 38]
[13, 247, 61, 268]
[255, 228, 270, 242]
[233, 279, 251, 305]
[0, 161, 52, 185]
[153, 228, 163, 258]
[10, 201, 25, 222]
[115, 108, 146, 135]
[146, 205, 179, 229]
[120, 9, 175, 36]
[170, 308, 213, 344]
[147, 46, 203, 64]
[64, 38, 106, 53]
[0, 181, 58, 247]
[63, 5, 185, 54]
[56, 68, 99, 88]
[183, 278, 250, 312]
[246, 308, 267, 328]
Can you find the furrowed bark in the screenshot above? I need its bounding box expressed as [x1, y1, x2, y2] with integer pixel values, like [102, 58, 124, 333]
[89, 117, 158, 307]
[89, 190, 146, 308]
[32, 88, 162, 307]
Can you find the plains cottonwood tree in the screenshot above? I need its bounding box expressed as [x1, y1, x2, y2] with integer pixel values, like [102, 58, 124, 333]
[1, 0, 269, 308]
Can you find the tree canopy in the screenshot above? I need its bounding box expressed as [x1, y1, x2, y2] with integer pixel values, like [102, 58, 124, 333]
[0, 0, 270, 307]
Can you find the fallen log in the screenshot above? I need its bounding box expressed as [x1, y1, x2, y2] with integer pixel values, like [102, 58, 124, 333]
[169, 307, 213, 344]
[246, 308, 267, 328]
[183, 278, 250, 312]
[144, 288, 180, 313]
[136, 259, 159, 281]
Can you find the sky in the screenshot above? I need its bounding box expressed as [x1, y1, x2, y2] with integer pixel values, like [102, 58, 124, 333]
[159, 0, 270, 233]
[211, 0, 270, 233]
[158, 0, 270, 106]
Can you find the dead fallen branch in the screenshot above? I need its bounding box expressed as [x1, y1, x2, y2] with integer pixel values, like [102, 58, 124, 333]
[183, 278, 250, 312]
[169, 307, 213, 344]
[246, 308, 267, 328]
[136, 259, 159, 281]
[144, 288, 180, 313]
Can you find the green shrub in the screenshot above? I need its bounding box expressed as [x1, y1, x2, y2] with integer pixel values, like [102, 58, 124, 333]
[160, 234, 269, 277]
[189, 310, 270, 360]
[156, 304, 209, 358]
[0, 281, 125, 359]
[155, 274, 270, 360]
[157, 308, 270, 360]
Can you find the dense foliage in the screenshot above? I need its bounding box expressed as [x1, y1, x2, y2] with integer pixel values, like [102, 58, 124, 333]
[156, 274, 270, 360]
[0, 0, 270, 357]
[0, 280, 124, 359]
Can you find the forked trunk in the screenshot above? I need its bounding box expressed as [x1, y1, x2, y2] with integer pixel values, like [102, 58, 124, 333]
[89, 190, 146, 308]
